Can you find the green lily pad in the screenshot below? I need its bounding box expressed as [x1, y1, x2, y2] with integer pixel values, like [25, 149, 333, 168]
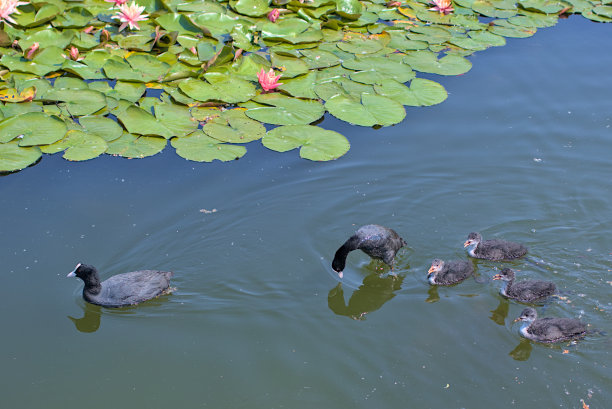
[245, 93, 325, 125]
[262, 125, 350, 161]
[12, 4, 60, 28]
[171, 130, 246, 162]
[202, 109, 266, 143]
[39, 130, 108, 161]
[325, 93, 406, 127]
[278, 72, 319, 99]
[106, 133, 167, 158]
[0, 112, 67, 146]
[271, 52, 309, 78]
[0, 141, 42, 172]
[116, 106, 175, 138]
[337, 37, 384, 55]
[230, 0, 270, 17]
[343, 56, 415, 84]
[178, 74, 257, 103]
[374, 78, 447, 106]
[403, 51, 472, 75]
[41, 89, 107, 116]
[79, 116, 124, 142]
[300, 49, 342, 69]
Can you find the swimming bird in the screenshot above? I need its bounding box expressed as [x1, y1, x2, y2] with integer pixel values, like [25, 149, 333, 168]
[464, 232, 527, 260]
[514, 307, 586, 343]
[427, 259, 474, 285]
[67, 263, 173, 308]
[332, 224, 406, 278]
[493, 268, 556, 303]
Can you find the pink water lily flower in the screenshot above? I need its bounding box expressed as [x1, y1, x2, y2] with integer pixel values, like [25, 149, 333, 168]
[25, 42, 38, 59]
[0, 0, 28, 26]
[257, 68, 282, 92]
[112, 1, 148, 31]
[429, 0, 453, 14]
[267, 9, 280, 23]
[67, 46, 84, 61]
[104, 0, 128, 6]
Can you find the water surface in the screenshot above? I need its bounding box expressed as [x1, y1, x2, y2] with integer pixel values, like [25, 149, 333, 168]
[1, 17, 611, 409]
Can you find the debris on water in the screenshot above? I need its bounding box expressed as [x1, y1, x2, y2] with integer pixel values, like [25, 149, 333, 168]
[200, 208, 218, 214]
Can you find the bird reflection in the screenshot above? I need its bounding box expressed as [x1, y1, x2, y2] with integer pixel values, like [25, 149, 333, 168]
[489, 298, 510, 326]
[68, 302, 102, 333]
[509, 338, 532, 361]
[328, 273, 404, 320]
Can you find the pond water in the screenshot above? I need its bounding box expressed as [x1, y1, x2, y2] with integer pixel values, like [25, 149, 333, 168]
[1, 16, 611, 409]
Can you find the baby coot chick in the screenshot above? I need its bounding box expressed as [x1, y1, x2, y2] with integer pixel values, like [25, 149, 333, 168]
[427, 259, 474, 285]
[514, 307, 586, 343]
[464, 232, 527, 261]
[493, 268, 556, 303]
[67, 263, 173, 308]
[332, 224, 407, 278]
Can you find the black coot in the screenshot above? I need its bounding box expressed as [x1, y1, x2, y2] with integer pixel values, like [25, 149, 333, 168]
[67, 263, 173, 308]
[332, 225, 406, 278]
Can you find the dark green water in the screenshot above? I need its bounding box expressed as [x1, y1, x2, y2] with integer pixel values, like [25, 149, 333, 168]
[1, 17, 610, 409]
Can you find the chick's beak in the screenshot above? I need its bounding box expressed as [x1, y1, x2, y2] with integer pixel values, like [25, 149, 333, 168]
[427, 266, 435, 274]
[463, 240, 471, 248]
[492, 274, 501, 280]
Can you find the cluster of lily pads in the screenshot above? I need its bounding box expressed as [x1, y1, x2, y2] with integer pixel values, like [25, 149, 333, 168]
[0, 0, 610, 172]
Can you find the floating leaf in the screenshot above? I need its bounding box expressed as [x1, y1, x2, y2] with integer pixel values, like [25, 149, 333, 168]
[403, 51, 472, 75]
[0, 141, 41, 172]
[116, 106, 175, 138]
[374, 78, 447, 106]
[0, 87, 36, 103]
[106, 133, 167, 158]
[40, 130, 108, 161]
[325, 93, 406, 127]
[245, 94, 325, 125]
[179, 74, 257, 103]
[171, 130, 246, 162]
[262, 125, 350, 161]
[79, 116, 124, 142]
[0, 112, 66, 145]
[203, 109, 266, 143]
[41, 89, 107, 116]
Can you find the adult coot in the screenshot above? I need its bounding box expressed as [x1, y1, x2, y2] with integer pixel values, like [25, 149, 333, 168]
[427, 259, 474, 285]
[67, 263, 173, 308]
[464, 232, 527, 260]
[332, 225, 406, 278]
[514, 307, 586, 343]
[493, 268, 556, 303]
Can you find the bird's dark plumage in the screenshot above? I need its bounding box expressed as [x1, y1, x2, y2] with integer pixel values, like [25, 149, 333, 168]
[67, 263, 173, 308]
[514, 307, 586, 343]
[332, 225, 406, 277]
[493, 268, 556, 303]
[427, 259, 473, 285]
[464, 232, 527, 260]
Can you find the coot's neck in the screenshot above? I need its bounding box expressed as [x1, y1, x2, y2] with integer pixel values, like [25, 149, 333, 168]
[518, 320, 533, 336]
[332, 235, 361, 271]
[82, 273, 102, 295]
[467, 243, 479, 257]
[499, 277, 513, 296]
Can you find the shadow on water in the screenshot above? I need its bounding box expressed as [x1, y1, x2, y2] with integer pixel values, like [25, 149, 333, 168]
[509, 339, 533, 361]
[328, 273, 404, 320]
[68, 303, 102, 333]
[490, 298, 510, 326]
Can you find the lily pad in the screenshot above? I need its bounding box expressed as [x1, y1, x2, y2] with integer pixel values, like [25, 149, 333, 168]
[262, 125, 350, 161]
[374, 78, 448, 106]
[40, 130, 108, 161]
[325, 93, 406, 127]
[0, 112, 67, 146]
[178, 75, 257, 103]
[203, 109, 266, 143]
[0, 141, 42, 172]
[245, 94, 325, 125]
[403, 51, 472, 75]
[106, 133, 167, 158]
[171, 130, 246, 162]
